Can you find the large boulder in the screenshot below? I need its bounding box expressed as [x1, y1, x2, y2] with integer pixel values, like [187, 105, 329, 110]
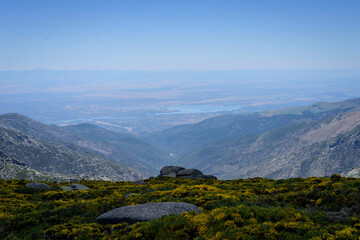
[158, 166, 217, 180]
[203, 175, 217, 180]
[96, 202, 201, 224]
[25, 182, 51, 190]
[177, 168, 204, 179]
[160, 166, 185, 177]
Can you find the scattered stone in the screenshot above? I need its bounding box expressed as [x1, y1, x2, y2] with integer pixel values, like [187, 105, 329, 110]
[327, 207, 352, 222]
[61, 183, 89, 191]
[69, 178, 80, 183]
[70, 184, 89, 191]
[97, 202, 201, 224]
[133, 180, 146, 185]
[25, 182, 51, 190]
[61, 186, 73, 191]
[125, 193, 136, 198]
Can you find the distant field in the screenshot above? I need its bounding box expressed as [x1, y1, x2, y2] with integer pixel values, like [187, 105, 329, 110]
[1, 70, 359, 134]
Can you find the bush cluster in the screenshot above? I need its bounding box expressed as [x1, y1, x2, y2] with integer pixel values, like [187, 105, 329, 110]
[1, 176, 360, 239]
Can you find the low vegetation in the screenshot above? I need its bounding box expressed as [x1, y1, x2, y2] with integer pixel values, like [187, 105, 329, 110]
[1, 175, 360, 239]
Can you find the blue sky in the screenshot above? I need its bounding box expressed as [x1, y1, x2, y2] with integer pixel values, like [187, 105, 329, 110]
[1, 0, 359, 71]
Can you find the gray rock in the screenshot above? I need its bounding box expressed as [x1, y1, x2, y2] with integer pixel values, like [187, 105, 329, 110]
[163, 172, 177, 178]
[327, 207, 352, 222]
[204, 175, 217, 180]
[70, 183, 89, 190]
[61, 186, 73, 191]
[133, 180, 146, 185]
[25, 182, 51, 190]
[69, 178, 80, 183]
[160, 166, 185, 176]
[177, 168, 204, 177]
[97, 202, 201, 224]
[125, 193, 136, 198]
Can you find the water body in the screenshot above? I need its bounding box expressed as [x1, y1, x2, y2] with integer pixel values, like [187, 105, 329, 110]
[156, 105, 243, 115]
[52, 104, 243, 124]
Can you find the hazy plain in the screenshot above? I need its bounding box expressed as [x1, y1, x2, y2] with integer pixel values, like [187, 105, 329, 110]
[1, 69, 359, 134]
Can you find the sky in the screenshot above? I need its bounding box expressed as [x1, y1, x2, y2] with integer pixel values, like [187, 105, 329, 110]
[1, 0, 360, 71]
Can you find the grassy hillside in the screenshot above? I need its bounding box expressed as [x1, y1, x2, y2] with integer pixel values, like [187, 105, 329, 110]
[2, 176, 360, 239]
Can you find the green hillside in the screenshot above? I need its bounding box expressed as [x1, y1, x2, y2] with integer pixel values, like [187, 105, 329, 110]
[2, 176, 360, 239]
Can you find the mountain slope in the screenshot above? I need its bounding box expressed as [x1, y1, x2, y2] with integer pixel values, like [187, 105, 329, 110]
[0, 150, 69, 181]
[62, 123, 172, 174]
[180, 111, 360, 179]
[149, 98, 360, 156]
[0, 113, 171, 175]
[0, 127, 142, 181]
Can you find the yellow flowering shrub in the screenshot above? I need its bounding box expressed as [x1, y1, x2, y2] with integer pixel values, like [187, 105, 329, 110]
[0, 176, 360, 239]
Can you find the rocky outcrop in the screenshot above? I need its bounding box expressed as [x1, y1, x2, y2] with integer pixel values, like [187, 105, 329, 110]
[158, 166, 217, 180]
[25, 182, 51, 190]
[96, 202, 201, 224]
[61, 183, 89, 191]
[160, 166, 184, 177]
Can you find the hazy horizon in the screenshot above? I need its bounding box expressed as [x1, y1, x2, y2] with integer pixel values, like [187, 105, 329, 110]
[1, 1, 360, 133]
[1, 0, 360, 71]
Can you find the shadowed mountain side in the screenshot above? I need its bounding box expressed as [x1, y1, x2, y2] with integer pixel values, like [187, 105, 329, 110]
[0, 127, 142, 181]
[149, 97, 360, 156]
[0, 113, 172, 175]
[62, 123, 172, 174]
[179, 112, 360, 179]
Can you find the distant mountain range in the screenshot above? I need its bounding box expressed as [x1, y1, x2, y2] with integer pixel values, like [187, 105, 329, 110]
[148, 97, 360, 179]
[1, 97, 360, 181]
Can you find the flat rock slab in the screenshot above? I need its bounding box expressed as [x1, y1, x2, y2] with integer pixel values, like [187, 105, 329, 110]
[61, 184, 89, 191]
[97, 202, 201, 225]
[25, 182, 51, 190]
[61, 186, 73, 191]
[70, 184, 89, 191]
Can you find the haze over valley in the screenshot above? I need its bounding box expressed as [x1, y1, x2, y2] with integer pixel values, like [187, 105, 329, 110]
[1, 70, 359, 135]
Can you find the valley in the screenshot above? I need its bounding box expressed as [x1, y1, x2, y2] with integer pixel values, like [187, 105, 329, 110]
[1, 97, 360, 181]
